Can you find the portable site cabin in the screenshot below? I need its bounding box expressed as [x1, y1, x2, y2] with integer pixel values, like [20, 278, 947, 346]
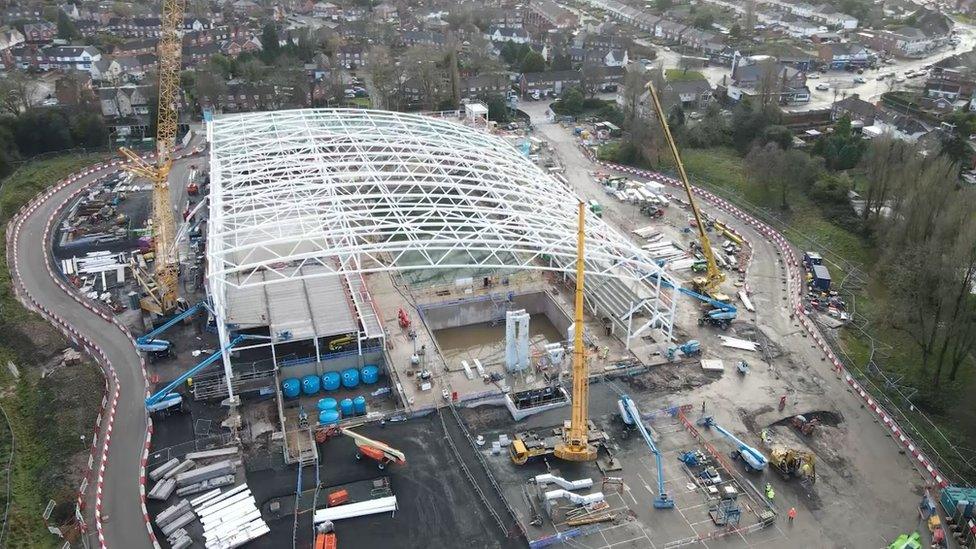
[803, 251, 823, 268]
[811, 264, 831, 292]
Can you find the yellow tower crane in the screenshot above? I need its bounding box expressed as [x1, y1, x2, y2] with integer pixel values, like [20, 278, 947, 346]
[644, 80, 726, 299]
[120, 0, 186, 315]
[553, 201, 598, 462]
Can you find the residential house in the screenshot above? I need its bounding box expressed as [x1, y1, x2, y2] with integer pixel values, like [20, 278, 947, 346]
[201, 82, 283, 112]
[232, 0, 263, 17]
[55, 71, 96, 107]
[184, 42, 220, 66]
[0, 26, 25, 68]
[488, 26, 530, 44]
[634, 14, 661, 34]
[519, 69, 581, 97]
[818, 42, 872, 69]
[401, 30, 445, 47]
[220, 36, 262, 57]
[584, 48, 628, 67]
[59, 3, 81, 20]
[779, 16, 823, 38]
[811, 6, 858, 29]
[681, 29, 717, 51]
[336, 44, 367, 68]
[655, 20, 687, 43]
[44, 45, 101, 72]
[1, 7, 42, 23]
[22, 21, 56, 44]
[654, 77, 713, 111]
[106, 17, 163, 38]
[341, 6, 367, 21]
[487, 8, 523, 29]
[860, 9, 952, 57]
[113, 38, 158, 56]
[373, 3, 397, 23]
[459, 73, 511, 98]
[925, 50, 976, 102]
[313, 2, 340, 18]
[525, 0, 579, 34]
[728, 56, 808, 103]
[99, 84, 153, 138]
[183, 17, 212, 31]
[831, 93, 876, 125]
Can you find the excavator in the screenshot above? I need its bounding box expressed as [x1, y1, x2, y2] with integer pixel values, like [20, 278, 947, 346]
[511, 202, 603, 465]
[768, 446, 816, 483]
[644, 77, 735, 317]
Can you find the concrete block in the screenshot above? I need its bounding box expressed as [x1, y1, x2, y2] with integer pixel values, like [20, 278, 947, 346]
[164, 459, 196, 479]
[156, 499, 191, 528]
[175, 459, 234, 487]
[160, 511, 197, 537]
[148, 458, 179, 482]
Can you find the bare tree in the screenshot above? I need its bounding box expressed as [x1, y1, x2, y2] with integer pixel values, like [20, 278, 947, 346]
[368, 46, 404, 110]
[403, 46, 446, 110]
[0, 72, 35, 114]
[859, 134, 912, 224]
[580, 59, 606, 98]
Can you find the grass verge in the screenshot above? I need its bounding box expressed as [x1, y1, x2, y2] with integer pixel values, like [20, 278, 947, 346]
[0, 153, 107, 546]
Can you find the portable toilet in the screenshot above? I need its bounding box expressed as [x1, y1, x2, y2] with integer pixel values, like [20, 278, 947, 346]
[811, 264, 831, 292]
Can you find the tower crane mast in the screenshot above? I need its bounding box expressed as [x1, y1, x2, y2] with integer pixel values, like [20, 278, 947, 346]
[120, 0, 186, 315]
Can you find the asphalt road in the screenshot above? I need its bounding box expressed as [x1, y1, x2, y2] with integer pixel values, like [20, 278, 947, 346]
[11, 143, 205, 548]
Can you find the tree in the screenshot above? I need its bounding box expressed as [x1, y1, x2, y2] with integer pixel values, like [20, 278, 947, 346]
[260, 23, 280, 60]
[57, 10, 78, 40]
[192, 71, 228, 108]
[878, 155, 976, 388]
[484, 94, 511, 123]
[693, 11, 715, 30]
[0, 73, 35, 115]
[368, 46, 403, 110]
[813, 115, 865, 170]
[551, 52, 573, 71]
[745, 142, 821, 208]
[684, 103, 729, 148]
[654, 0, 673, 11]
[70, 112, 108, 148]
[560, 87, 584, 115]
[520, 51, 546, 73]
[667, 104, 685, 128]
[730, 100, 777, 154]
[729, 23, 743, 39]
[759, 125, 793, 150]
[620, 66, 649, 129]
[580, 60, 606, 98]
[859, 134, 912, 224]
[404, 46, 447, 110]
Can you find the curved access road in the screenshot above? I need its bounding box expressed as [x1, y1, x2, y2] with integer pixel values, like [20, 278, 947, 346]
[8, 146, 204, 548]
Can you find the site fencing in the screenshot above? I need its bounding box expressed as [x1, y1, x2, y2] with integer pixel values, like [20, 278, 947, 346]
[669, 168, 976, 486]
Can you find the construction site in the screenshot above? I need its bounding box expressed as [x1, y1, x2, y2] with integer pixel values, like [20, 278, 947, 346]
[28, 5, 976, 547]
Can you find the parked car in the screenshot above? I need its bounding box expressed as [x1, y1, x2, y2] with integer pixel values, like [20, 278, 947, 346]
[815, 83, 829, 91]
[853, 76, 866, 84]
[807, 73, 820, 79]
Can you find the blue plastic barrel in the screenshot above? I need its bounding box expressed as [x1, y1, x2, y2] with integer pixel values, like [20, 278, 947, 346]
[318, 409, 340, 426]
[301, 375, 321, 395]
[339, 398, 354, 417]
[322, 372, 341, 391]
[353, 395, 367, 415]
[281, 378, 301, 399]
[360, 365, 380, 385]
[341, 368, 360, 388]
[316, 397, 338, 411]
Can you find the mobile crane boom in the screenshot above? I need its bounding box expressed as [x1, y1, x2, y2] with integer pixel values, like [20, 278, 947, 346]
[644, 79, 725, 298]
[120, 0, 186, 315]
[553, 202, 598, 462]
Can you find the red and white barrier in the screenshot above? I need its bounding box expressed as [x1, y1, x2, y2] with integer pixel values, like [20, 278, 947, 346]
[4, 150, 201, 547]
[590, 153, 950, 489]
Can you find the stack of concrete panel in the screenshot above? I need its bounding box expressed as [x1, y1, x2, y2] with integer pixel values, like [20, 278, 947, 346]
[155, 499, 197, 539]
[176, 474, 235, 497]
[164, 459, 196, 479]
[167, 529, 192, 549]
[191, 483, 268, 549]
[175, 459, 235, 487]
[148, 458, 179, 482]
[148, 478, 177, 501]
[185, 446, 238, 461]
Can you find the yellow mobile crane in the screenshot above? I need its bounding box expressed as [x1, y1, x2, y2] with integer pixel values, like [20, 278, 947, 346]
[120, 0, 186, 315]
[511, 202, 600, 464]
[644, 80, 726, 300]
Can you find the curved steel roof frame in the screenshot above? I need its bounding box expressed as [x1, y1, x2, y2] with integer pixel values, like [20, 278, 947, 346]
[206, 109, 677, 341]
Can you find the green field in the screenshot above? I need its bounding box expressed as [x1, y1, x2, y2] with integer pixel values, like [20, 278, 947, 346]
[0, 153, 107, 546]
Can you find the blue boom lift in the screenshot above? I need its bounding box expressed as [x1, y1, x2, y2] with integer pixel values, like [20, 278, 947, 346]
[619, 395, 674, 508]
[698, 416, 768, 471]
[135, 301, 211, 352]
[646, 273, 738, 329]
[144, 333, 264, 412]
